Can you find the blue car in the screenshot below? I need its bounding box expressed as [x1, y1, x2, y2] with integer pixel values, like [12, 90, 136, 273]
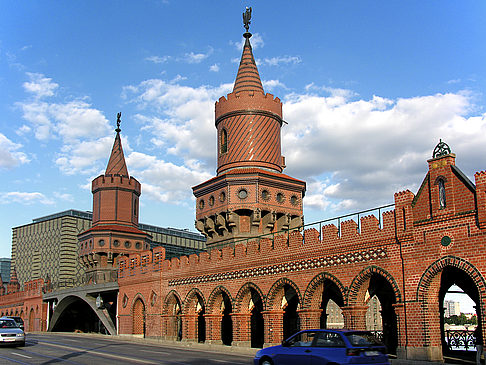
[254, 329, 389, 365]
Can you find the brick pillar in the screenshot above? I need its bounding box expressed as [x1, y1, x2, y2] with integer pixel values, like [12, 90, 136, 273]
[205, 313, 223, 345]
[263, 310, 284, 347]
[341, 306, 368, 330]
[231, 313, 251, 347]
[393, 303, 405, 357]
[297, 309, 322, 330]
[182, 314, 197, 342]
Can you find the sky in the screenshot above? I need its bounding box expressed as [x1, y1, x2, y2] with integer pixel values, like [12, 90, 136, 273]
[0, 0, 485, 280]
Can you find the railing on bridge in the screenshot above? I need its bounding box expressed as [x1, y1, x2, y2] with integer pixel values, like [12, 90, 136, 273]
[43, 270, 118, 293]
[209, 203, 395, 252]
[445, 330, 475, 351]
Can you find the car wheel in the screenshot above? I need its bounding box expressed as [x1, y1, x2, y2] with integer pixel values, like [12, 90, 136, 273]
[260, 358, 273, 365]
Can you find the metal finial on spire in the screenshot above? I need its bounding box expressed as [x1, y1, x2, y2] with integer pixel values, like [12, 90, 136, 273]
[432, 139, 451, 158]
[243, 7, 252, 33]
[116, 112, 121, 133]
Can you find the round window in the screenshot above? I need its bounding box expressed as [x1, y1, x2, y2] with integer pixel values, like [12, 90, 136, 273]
[113, 240, 120, 247]
[219, 191, 226, 202]
[261, 190, 270, 201]
[98, 239, 105, 247]
[209, 196, 215, 206]
[135, 242, 141, 249]
[276, 193, 285, 203]
[199, 200, 205, 209]
[290, 195, 298, 206]
[238, 189, 248, 199]
[125, 241, 131, 248]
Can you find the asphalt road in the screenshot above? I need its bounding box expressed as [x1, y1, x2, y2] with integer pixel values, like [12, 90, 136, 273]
[0, 333, 255, 365]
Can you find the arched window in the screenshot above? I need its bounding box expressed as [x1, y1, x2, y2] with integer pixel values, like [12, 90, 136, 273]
[438, 178, 446, 208]
[220, 129, 228, 154]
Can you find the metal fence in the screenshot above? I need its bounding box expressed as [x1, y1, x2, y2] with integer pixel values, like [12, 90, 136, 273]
[209, 203, 395, 252]
[445, 330, 475, 351]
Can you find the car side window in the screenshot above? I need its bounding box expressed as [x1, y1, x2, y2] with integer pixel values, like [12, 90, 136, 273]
[314, 332, 346, 348]
[288, 332, 318, 347]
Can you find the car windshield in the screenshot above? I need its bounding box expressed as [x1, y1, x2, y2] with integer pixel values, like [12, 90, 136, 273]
[345, 332, 382, 346]
[0, 319, 18, 328]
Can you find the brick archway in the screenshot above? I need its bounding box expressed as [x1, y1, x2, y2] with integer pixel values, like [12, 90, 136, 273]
[347, 265, 402, 305]
[416, 256, 486, 351]
[132, 296, 146, 336]
[302, 272, 346, 310]
[183, 288, 206, 343]
[266, 277, 302, 311]
[207, 286, 234, 314]
[234, 282, 265, 313]
[162, 290, 182, 341]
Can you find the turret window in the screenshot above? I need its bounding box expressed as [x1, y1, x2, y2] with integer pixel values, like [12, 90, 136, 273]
[220, 129, 228, 154]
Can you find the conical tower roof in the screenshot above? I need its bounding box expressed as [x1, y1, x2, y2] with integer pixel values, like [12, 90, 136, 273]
[233, 34, 264, 94]
[105, 125, 129, 177]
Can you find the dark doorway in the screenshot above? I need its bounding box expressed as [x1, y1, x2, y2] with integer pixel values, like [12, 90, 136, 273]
[282, 284, 300, 340]
[221, 292, 233, 346]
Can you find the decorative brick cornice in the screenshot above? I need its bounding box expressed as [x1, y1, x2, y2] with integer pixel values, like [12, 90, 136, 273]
[168, 247, 387, 286]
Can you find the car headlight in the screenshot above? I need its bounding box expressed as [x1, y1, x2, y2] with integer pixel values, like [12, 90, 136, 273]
[16, 333, 24, 337]
[255, 350, 262, 357]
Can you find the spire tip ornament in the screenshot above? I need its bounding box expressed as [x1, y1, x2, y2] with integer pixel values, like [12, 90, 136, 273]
[116, 112, 121, 133]
[432, 139, 451, 158]
[243, 7, 252, 38]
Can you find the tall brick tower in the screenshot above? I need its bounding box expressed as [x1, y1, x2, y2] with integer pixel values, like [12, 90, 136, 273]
[78, 114, 151, 283]
[193, 9, 306, 246]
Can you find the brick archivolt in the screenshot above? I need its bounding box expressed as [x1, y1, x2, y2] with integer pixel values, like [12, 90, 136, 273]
[163, 290, 182, 315]
[266, 277, 302, 311]
[207, 286, 234, 314]
[302, 272, 346, 310]
[183, 288, 206, 315]
[347, 266, 402, 305]
[234, 282, 265, 313]
[416, 255, 486, 302]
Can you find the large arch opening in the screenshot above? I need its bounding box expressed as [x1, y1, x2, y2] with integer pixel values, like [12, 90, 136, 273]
[51, 297, 107, 333]
[440, 266, 480, 359]
[320, 280, 345, 329]
[235, 283, 265, 348]
[282, 284, 300, 339]
[367, 274, 398, 354]
[220, 291, 233, 346]
[418, 257, 486, 362]
[184, 289, 206, 343]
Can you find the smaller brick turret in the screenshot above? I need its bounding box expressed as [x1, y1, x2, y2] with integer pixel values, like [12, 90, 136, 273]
[78, 114, 151, 284]
[7, 269, 20, 294]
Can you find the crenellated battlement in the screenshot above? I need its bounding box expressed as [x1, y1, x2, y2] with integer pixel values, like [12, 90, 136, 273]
[118, 209, 398, 280]
[215, 91, 282, 120]
[92, 174, 141, 193]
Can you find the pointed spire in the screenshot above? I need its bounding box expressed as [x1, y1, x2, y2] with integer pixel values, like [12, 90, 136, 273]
[105, 112, 129, 177]
[233, 31, 264, 94]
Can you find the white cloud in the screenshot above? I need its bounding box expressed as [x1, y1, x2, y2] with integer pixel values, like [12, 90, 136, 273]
[53, 191, 74, 202]
[0, 191, 54, 205]
[145, 55, 171, 64]
[23, 72, 58, 99]
[0, 133, 29, 168]
[262, 55, 302, 66]
[19, 99, 111, 142]
[263, 79, 286, 91]
[183, 48, 213, 64]
[209, 64, 220, 72]
[55, 135, 118, 175]
[282, 89, 484, 212]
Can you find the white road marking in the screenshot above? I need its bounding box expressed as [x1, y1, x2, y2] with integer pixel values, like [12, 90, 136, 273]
[11, 352, 32, 358]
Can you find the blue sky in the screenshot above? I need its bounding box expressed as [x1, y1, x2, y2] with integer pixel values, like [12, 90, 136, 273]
[0, 0, 485, 276]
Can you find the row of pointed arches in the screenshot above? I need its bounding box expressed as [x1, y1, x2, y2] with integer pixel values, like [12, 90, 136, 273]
[129, 266, 402, 351]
